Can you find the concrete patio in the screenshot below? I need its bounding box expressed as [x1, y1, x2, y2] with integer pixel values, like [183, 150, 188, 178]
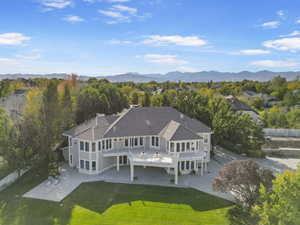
[23, 150, 299, 203]
[23, 160, 234, 202]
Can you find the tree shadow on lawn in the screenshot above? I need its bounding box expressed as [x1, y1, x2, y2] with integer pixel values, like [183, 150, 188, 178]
[64, 181, 233, 214]
[0, 170, 72, 225]
[0, 175, 233, 225]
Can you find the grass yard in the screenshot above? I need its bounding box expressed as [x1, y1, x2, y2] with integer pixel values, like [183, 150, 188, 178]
[0, 171, 233, 225]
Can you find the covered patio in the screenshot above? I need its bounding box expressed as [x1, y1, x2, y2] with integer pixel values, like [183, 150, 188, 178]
[105, 149, 209, 185]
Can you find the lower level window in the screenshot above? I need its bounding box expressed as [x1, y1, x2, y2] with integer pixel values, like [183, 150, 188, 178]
[70, 155, 73, 164]
[80, 160, 84, 169]
[92, 161, 96, 171]
[85, 161, 90, 170]
[191, 161, 194, 169]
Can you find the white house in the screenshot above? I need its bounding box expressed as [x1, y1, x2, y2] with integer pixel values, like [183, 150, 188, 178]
[63, 106, 212, 184]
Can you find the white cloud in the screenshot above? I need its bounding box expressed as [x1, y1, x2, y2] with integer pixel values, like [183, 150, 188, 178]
[233, 49, 271, 55]
[99, 4, 143, 24]
[107, 0, 130, 2]
[16, 54, 41, 60]
[112, 5, 137, 15]
[277, 10, 286, 19]
[107, 39, 133, 44]
[0, 33, 31, 46]
[0, 53, 41, 67]
[177, 66, 198, 72]
[41, 0, 72, 9]
[143, 35, 207, 47]
[263, 37, 300, 51]
[260, 21, 280, 29]
[144, 54, 188, 66]
[98, 9, 129, 23]
[296, 19, 300, 24]
[0, 58, 18, 64]
[63, 15, 85, 23]
[250, 60, 298, 68]
[82, 0, 96, 2]
[279, 31, 300, 38]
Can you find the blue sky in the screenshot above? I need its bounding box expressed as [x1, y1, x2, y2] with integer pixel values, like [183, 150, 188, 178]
[1, 0, 300, 75]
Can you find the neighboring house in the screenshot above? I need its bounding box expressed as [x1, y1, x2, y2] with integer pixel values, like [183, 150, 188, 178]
[151, 88, 164, 95]
[0, 90, 27, 120]
[242, 91, 279, 107]
[225, 95, 262, 124]
[63, 106, 212, 184]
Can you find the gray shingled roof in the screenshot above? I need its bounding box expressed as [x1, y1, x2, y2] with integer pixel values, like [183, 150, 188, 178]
[64, 107, 211, 141]
[225, 96, 255, 112]
[63, 114, 119, 141]
[159, 120, 202, 141]
[170, 124, 203, 141]
[103, 107, 210, 138]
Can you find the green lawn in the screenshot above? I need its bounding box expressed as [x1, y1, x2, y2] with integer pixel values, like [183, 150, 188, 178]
[0, 171, 233, 225]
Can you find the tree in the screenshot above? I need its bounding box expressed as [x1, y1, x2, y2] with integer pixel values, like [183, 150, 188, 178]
[76, 81, 128, 123]
[252, 165, 300, 225]
[0, 108, 28, 176]
[142, 91, 151, 107]
[213, 160, 274, 208]
[61, 84, 74, 130]
[271, 76, 287, 91]
[21, 81, 66, 176]
[131, 92, 139, 105]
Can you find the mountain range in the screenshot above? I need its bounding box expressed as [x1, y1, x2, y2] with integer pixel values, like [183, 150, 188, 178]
[0, 70, 299, 83]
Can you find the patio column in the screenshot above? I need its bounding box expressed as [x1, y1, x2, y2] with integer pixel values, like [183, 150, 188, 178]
[174, 165, 178, 185]
[117, 156, 120, 172]
[204, 157, 207, 172]
[130, 161, 134, 182]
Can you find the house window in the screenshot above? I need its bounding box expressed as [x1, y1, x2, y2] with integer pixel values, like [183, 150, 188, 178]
[109, 139, 112, 149]
[80, 160, 84, 169]
[102, 140, 105, 150]
[70, 155, 73, 164]
[204, 136, 208, 144]
[85, 161, 90, 170]
[140, 137, 144, 146]
[151, 136, 159, 147]
[98, 141, 101, 151]
[80, 141, 84, 151]
[134, 137, 138, 146]
[156, 137, 159, 146]
[186, 161, 190, 170]
[69, 138, 72, 146]
[125, 138, 129, 147]
[106, 140, 109, 150]
[170, 142, 174, 152]
[181, 143, 185, 152]
[196, 141, 199, 150]
[85, 142, 89, 152]
[187, 142, 190, 151]
[176, 143, 180, 152]
[92, 142, 96, 152]
[191, 161, 194, 169]
[181, 161, 185, 170]
[92, 161, 96, 171]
